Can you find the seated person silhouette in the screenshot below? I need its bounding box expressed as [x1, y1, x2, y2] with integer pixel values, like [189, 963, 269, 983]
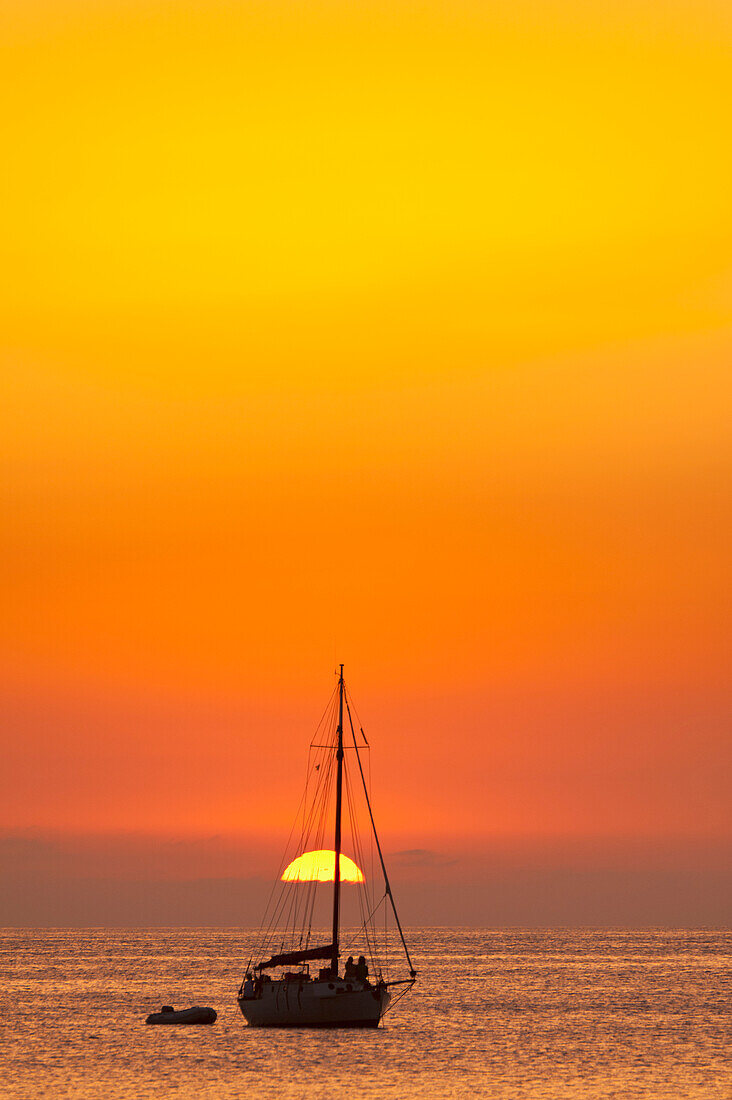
[355, 955, 369, 984]
[344, 956, 357, 980]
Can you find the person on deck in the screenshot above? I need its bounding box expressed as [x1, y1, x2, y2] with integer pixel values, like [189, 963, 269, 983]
[355, 956, 369, 984]
[344, 956, 357, 980]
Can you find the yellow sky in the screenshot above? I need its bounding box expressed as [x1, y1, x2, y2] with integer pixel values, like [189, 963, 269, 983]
[3, 0, 731, 374]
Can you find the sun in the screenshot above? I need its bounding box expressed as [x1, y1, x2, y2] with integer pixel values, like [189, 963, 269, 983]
[281, 850, 365, 883]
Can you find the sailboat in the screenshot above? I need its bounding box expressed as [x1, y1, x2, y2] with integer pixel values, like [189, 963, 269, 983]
[237, 666, 417, 1028]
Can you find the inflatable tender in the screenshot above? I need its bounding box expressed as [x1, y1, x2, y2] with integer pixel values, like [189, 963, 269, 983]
[145, 1005, 217, 1025]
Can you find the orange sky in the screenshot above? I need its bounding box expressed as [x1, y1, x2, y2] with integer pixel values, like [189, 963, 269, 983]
[1, 0, 731, 922]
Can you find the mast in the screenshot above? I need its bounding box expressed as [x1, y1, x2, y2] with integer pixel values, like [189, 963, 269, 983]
[331, 664, 345, 975]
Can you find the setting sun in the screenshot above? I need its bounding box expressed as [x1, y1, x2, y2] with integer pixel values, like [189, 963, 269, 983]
[281, 850, 365, 884]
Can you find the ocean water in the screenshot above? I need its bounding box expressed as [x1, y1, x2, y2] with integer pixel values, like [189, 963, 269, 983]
[0, 928, 730, 1099]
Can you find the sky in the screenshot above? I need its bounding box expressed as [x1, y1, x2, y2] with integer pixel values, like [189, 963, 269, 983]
[1, 0, 731, 925]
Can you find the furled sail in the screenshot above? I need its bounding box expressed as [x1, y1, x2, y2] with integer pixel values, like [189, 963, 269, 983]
[256, 943, 337, 971]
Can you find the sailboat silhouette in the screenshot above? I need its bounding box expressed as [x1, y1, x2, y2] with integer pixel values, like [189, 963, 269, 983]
[237, 666, 416, 1027]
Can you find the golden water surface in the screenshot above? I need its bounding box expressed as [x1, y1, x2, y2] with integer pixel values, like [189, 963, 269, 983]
[1, 928, 730, 1099]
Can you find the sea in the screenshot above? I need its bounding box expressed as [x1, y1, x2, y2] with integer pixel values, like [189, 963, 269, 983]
[1, 928, 730, 1099]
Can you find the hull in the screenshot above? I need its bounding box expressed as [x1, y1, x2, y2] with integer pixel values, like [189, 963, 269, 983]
[238, 979, 390, 1028]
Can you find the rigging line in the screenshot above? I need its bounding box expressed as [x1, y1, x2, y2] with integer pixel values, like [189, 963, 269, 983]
[343, 761, 372, 966]
[381, 982, 415, 1015]
[297, 727, 336, 857]
[263, 803, 317, 946]
[308, 705, 337, 826]
[343, 695, 390, 977]
[360, 733, 375, 920]
[294, 695, 338, 898]
[301, 740, 319, 849]
[343, 718, 374, 947]
[344, 761, 378, 974]
[304, 869, 320, 950]
[246, 773, 312, 973]
[310, 682, 339, 748]
[296, 748, 336, 948]
[290, 869, 309, 951]
[299, 749, 331, 850]
[301, 724, 337, 948]
[307, 757, 335, 856]
[345, 712, 383, 978]
[282, 872, 299, 955]
[302, 812, 327, 946]
[347, 694, 370, 747]
[384, 880, 388, 984]
[345, 697, 417, 979]
[260, 746, 333, 958]
[264, 877, 302, 957]
[302, 708, 334, 848]
[340, 892, 387, 954]
[342, 738, 374, 973]
[250, 684, 366, 978]
[304, 779, 329, 943]
[263, 877, 298, 958]
[345, 758, 371, 918]
[251, 696, 339, 965]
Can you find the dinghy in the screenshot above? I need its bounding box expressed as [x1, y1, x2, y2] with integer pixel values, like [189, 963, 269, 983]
[145, 1005, 217, 1025]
